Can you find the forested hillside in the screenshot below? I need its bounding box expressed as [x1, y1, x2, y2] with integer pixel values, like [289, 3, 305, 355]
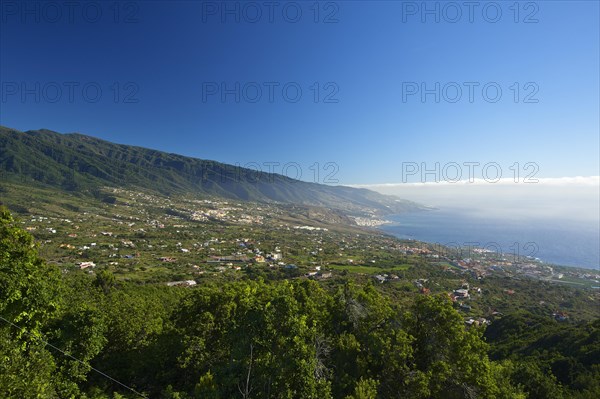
[1, 207, 598, 398]
[0, 126, 425, 217]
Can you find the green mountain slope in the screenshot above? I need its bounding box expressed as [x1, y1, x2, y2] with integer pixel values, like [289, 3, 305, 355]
[0, 126, 426, 217]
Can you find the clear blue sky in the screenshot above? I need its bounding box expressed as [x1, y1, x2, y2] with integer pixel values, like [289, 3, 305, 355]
[1, 0, 598, 184]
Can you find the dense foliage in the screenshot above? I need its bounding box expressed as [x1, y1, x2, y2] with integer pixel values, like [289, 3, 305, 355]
[1, 207, 598, 398]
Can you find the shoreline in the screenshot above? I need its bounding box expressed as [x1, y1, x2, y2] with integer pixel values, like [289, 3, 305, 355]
[377, 212, 599, 273]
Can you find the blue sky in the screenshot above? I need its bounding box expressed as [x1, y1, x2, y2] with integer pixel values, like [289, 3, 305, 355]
[1, 0, 598, 184]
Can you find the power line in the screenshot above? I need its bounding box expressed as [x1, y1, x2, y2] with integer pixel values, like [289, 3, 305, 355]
[0, 315, 148, 399]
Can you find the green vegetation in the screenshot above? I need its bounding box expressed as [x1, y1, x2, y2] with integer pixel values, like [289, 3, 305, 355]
[0, 126, 425, 217]
[329, 264, 411, 274]
[1, 206, 599, 398]
[485, 313, 600, 398]
[0, 130, 598, 397]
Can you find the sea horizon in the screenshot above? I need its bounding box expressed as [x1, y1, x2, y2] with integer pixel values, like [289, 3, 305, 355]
[381, 207, 600, 271]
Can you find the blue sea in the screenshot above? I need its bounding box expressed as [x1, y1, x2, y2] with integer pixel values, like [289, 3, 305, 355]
[381, 208, 600, 270]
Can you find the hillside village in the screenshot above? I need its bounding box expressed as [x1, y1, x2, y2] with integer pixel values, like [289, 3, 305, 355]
[7, 184, 599, 324]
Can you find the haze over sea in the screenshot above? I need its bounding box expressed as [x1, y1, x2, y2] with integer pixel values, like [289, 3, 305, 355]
[359, 177, 600, 270]
[381, 208, 599, 270]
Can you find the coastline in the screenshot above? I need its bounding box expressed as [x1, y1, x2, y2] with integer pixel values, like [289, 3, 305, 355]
[377, 209, 600, 272]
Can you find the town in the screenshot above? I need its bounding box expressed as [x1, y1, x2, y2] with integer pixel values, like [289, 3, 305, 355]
[11, 184, 599, 324]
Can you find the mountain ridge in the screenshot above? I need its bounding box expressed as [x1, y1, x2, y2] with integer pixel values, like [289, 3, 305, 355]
[0, 126, 428, 217]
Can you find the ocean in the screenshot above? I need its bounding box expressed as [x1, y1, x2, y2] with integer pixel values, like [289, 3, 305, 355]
[381, 207, 600, 270]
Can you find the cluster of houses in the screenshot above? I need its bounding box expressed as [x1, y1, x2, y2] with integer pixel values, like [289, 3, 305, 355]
[306, 270, 333, 280]
[294, 225, 329, 231]
[350, 217, 390, 227]
[373, 274, 400, 283]
[450, 282, 482, 303]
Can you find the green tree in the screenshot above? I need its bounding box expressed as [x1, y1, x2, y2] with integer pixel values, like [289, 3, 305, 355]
[0, 328, 57, 398]
[0, 207, 62, 397]
[49, 306, 108, 397]
[403, 294, 503, 398]
[95, 269, 117, 294]
[511, 361, 565, 399]
[345, 378, 378, 399]
[174, 279, 333, 398]
[328, 282, 415, 398]
[0, 206, 61, 336]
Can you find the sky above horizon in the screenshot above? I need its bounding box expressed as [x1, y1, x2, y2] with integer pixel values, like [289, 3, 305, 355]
[1, 0, 599, 186]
